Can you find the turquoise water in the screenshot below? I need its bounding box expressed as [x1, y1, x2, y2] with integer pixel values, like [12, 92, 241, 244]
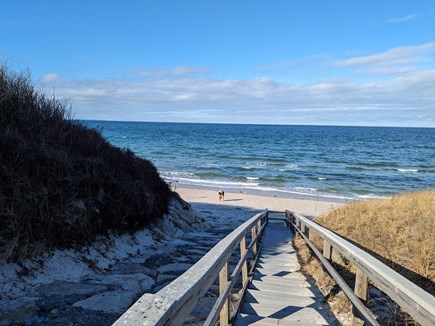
[85, 121, 435, 201]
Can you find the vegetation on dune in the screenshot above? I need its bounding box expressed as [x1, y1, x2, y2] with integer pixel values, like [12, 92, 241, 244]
[316, 190, 435, 294]
[0, 66, 171, 262]
[294, 191, 434, 325]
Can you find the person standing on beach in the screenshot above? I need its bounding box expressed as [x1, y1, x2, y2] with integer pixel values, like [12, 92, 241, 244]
[218, 190, 225, 201]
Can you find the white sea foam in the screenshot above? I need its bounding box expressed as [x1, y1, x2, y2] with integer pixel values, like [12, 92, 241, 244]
[279, 164, 298, 172]
[161, 171, 196, 177]
[174, 177, 259, 187]
[355, 193, 386, 200]
[162, 170, 386, 202]
[294, 186, 318, 192]
[397, 168, 418, 173]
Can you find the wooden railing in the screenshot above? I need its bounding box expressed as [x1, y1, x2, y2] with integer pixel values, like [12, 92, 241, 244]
[285, 210, 435, 326]
[113, 210, 268, 326]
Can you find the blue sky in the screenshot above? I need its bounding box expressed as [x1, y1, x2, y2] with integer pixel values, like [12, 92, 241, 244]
[1, 1, 434, 127]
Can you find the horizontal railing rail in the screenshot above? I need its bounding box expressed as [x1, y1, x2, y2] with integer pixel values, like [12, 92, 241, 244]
[285, 210, 435, 326]
[113, 210, 268, 326]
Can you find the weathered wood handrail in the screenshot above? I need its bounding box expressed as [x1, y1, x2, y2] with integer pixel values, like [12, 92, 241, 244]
[113, 210, 268, 326]
[285, 210, 435, 326]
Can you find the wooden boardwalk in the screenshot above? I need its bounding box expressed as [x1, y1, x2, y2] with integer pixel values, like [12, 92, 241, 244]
[234, 215, 337, 325]
[115, 210, 435, 325]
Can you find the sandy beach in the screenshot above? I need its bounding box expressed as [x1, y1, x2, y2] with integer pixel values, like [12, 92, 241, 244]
[176, 186, 344, 218]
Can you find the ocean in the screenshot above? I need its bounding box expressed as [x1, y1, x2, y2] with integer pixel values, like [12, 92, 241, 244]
[84, 121, 435, 202]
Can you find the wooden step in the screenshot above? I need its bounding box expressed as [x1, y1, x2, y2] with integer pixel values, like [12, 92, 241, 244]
[255, 266, 300, 274]
[234, 313, 328, 325]
[256, 261, 300, 268]
[248, 283, 318, 297]
[244, 289, 318, 306]
[258, 256, 299, 263]
[252, 274, 311, 286]
[234, 221, 335, 325]
[241, 298, 326, 311]
[240, 305, 333, 325]
[254, 270, 306, 279]
[258, 254, 297, 260]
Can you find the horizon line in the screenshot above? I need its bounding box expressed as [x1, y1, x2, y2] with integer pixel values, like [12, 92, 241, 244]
[77, 118, 435, 129]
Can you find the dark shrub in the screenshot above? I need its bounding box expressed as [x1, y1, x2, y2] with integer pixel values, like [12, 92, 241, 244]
[0, 66, 171, 261]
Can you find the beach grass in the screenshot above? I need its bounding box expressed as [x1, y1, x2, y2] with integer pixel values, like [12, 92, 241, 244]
[292, 190, 433, 324]
[0, 66, 171, 262]
[292, 191, 434, 325]
[316, 190, 434, 294]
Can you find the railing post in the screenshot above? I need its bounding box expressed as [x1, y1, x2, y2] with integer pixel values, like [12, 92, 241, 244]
[240, 235, 248, 285]
[285, 210, 291, 231]
[251, 227, 257, 257]
[290, 212, 295, 233]
[323, 239, 332, 260]
[308, 227, 315, 241]
[352, 268, 369, 325]
[219, 261, 229, 326]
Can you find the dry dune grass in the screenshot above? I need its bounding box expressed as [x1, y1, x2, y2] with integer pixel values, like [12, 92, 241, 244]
[316, 190, 435, 294]
[293, 191, 434, 325]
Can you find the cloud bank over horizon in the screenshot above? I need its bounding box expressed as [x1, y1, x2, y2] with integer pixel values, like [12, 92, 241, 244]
[39, 43, 435, 127]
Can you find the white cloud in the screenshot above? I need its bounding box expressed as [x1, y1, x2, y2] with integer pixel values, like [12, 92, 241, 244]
[128, 65, 210, 78]
[39, 54, 435, 127]
[41, 73, 61, 83]
[388, 13, 420, 24]
[334, 43, 435, 67]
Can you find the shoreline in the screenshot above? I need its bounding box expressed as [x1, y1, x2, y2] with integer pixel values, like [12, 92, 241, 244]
[175, 186, 345, 218]
[170, 179, 362, 204]
[167, 180, 386, 204]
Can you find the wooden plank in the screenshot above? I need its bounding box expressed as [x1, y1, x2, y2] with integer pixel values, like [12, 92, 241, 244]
[240, 305, 332, 325]
[235, 314, 326, 326]
[352, 268, 368, 326]
[240, 235, 248, 286]
[255, 266, 300, 274]
[256, 261, 300, 268]
[251, 226, 257, 256]
[253, 271, 307, 281]
[219, 262, 229, 326]
[323, 239, 332, 260]
[251, 277, 311, 287]
[240, 299, 325, 311]
[260, 250, 297, 256]
[253, 273, 307, 283]
[244, 289, 317, 306]
[258, 256, 299, 262]
[354, 268, 368, 301]
[248, 282, 318, 297]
